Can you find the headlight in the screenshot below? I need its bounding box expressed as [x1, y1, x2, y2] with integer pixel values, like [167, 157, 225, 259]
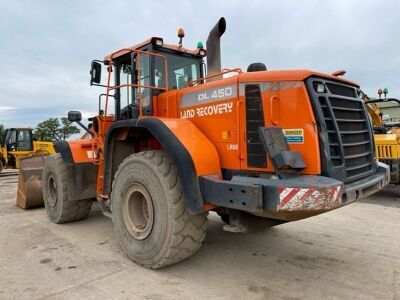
[152, 38, 163, 47]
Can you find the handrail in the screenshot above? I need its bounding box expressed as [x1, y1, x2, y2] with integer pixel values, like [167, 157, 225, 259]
[108, 83, 168, 92]
[366, 98, 400, 106]
[101, 48, 169, 133]
[188, 67, 242, 86]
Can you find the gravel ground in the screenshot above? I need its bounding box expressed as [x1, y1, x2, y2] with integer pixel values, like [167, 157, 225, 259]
[0, 169, 399, 300]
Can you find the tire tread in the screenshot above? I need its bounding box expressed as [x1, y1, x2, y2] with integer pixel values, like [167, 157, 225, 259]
[112, 150, 207, 268]
[43, 154, 92, 224]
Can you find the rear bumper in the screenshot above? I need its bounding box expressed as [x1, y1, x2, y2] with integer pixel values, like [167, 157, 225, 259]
[200, 163, 390, 221]
[343, 162, 389, 201]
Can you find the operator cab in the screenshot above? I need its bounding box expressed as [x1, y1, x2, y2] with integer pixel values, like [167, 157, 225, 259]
[2, 128, 33, 152]
[90, 36, 206, 121]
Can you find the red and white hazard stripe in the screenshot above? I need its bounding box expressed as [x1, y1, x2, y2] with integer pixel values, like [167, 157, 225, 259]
[278, 186, 342, 210]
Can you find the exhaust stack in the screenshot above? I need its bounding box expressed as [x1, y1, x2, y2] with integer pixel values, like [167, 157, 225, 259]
[206, 17, 226, 81]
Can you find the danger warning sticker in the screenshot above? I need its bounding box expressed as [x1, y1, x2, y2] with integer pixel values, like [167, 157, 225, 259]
[282, 128, 304, 144]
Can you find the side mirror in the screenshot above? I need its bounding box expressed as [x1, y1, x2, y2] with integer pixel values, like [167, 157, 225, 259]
[90, 61, 102, 84]
[67, 111, 94, 137]
[68, 111, 82, 122]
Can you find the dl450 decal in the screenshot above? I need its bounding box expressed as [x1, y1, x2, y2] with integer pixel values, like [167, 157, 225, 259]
[197, 86, 233, 101]
[180, 84, 237, 108]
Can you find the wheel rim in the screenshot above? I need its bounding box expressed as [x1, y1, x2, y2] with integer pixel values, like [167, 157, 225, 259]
[122, 183, 154, 240]
[47, 174, 57, 208]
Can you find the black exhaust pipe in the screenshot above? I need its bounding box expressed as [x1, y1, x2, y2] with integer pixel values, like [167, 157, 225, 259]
[206, 17, 226, 81]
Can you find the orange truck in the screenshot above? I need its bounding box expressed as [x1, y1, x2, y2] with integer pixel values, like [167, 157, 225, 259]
[19, 18, 389, 268]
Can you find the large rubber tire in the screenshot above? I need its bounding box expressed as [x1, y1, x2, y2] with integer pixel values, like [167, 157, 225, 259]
[42, 153, 93, 224]
[111, 151, 208, 269]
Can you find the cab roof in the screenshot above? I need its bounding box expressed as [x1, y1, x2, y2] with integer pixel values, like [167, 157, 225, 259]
[104, 37, 203, 61]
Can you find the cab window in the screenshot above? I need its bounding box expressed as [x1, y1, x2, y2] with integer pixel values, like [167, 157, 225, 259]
[155, 52, 201, 90]
[17, 130, 32, 151]
[8, 130, 16, 144]
[139, 54, 151, 109]
[5, 130, 16, 151]
[118, 63, 132, 110]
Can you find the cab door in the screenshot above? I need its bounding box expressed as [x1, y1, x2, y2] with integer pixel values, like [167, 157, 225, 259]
[16, 129, 33, 151]
[5, 129, 17, 152]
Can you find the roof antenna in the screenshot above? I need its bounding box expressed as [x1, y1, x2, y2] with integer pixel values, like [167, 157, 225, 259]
[177, 28, 185, 48]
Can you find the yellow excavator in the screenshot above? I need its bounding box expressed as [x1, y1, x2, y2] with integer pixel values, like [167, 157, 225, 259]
[0, 127, 55, 171]
[364, 88, 400, 183]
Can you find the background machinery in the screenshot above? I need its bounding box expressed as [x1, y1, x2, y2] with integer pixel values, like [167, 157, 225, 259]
[0, 127, 54, 172]
[18, 18, 389, 268]
[0, 127, 55, 208]
[364, 89, 400, 184]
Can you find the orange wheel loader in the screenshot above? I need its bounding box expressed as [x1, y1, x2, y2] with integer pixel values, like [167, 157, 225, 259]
[18, 18, 389, 268]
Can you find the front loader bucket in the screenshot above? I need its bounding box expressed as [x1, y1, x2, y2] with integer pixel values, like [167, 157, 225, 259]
[16, 155, 45, 208]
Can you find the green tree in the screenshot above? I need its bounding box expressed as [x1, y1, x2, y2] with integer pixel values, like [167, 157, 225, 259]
[33, 118, 80, 142]
[33, 118, 60, 142]
[59, 117, 80, 140]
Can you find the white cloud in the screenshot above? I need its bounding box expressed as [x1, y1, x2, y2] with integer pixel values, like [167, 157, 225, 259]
[1, 0, 400, 128]
[0, 106, 15, 111]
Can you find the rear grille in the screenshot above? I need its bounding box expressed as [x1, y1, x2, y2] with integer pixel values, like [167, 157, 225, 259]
[307, 78, 375, 182]
[245, 84, 266, 168]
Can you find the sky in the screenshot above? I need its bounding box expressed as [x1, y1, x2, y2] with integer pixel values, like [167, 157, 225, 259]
[1, 0, 400, 128]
